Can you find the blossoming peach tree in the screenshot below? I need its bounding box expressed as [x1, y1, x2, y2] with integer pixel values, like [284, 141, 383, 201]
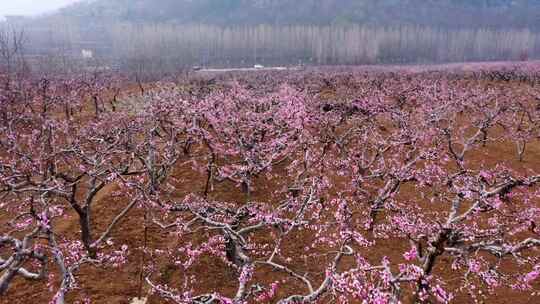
[1, 66, 540, 303]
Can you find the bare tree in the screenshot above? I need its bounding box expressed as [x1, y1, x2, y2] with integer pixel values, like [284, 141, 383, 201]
[0, 24, 27, 88]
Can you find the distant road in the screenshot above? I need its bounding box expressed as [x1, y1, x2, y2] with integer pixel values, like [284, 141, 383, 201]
[192, 61, 540, 75]
[194, 66, 302, 74]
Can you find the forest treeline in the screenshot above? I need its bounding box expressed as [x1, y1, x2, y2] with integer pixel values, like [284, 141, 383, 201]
[2, 0, 540, 76]
[13, 20, 538, 75]
[111, 23, 539, 68]
[0, 22, 539, 78]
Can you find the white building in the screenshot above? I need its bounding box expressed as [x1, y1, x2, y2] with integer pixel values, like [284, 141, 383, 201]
[81, 49, 93, 59]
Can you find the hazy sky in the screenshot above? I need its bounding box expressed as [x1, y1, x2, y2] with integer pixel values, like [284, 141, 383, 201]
[0, 0, 79, 18]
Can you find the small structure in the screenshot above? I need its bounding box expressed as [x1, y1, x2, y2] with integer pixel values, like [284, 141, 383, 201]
[254, 64, 264, 69]
[81, 49, 94, 59]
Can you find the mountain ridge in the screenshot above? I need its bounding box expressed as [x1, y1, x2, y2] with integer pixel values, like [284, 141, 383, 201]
[54, 0, 540, 29]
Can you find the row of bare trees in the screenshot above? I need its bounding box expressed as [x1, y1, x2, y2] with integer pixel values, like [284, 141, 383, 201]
[4, 19, 540, 76]
[109, 23, 539, 69]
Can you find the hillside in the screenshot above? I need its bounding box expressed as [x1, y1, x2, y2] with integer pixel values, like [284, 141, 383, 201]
[6, 0, 540, 72]
[57, 0, 540, 28]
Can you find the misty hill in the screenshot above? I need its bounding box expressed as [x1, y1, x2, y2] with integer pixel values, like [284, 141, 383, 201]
[8, 0, 540, 74]
[58, 0, 540, 29]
